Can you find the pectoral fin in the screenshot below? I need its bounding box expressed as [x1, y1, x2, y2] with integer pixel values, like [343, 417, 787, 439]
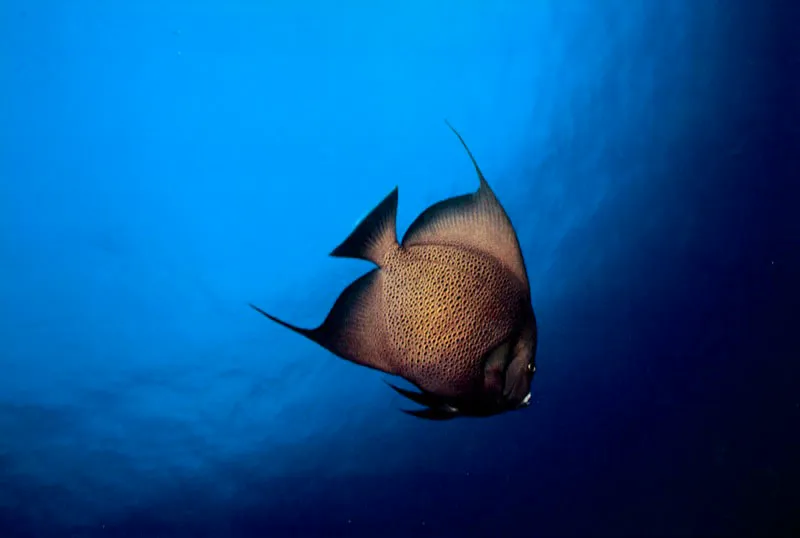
[482, 339, 512, 398]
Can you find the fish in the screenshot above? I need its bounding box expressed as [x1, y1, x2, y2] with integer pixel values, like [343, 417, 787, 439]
[249, 121, 537, 420]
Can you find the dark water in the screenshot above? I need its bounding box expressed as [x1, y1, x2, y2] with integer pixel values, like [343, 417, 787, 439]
[1, 1, 797, 536]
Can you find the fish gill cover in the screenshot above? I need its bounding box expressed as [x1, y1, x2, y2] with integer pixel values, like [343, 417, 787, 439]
[0, 0, 795, 537]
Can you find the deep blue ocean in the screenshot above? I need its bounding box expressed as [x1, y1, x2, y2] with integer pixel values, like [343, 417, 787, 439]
[1, 1, 797, 536]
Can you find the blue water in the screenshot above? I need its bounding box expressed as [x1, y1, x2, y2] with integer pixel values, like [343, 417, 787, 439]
[1, 0, 796, 536]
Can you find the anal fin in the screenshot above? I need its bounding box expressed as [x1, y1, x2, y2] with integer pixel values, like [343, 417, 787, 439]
[250, 269, 394, 374]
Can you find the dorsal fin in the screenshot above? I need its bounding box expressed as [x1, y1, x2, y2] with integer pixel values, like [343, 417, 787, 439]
[400, 122, 530, 289]
[330, 187, 399, 267]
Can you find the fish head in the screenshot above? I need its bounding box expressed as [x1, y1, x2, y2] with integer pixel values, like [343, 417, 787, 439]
[501, 318, 537, 410]
[391, 314, 538, 420]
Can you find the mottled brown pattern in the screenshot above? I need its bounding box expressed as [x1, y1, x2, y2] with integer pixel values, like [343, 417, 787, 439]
[250, 122, 537, 419]
[380, 244, 525, 397]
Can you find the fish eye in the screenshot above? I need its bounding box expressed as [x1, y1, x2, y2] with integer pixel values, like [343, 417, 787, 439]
[527, 363, 534, 373]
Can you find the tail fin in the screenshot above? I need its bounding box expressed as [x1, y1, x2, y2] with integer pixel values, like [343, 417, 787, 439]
[329, 187, 399, 267]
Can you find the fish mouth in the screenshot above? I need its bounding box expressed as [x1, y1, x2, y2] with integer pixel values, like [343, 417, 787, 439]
[518, 392, 532, 408]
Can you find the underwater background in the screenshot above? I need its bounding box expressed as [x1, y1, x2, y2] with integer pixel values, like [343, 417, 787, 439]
[1, 0, 797, 536]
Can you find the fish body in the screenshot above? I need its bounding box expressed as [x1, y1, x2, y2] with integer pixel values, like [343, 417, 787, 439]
[250, 123, 537, 419]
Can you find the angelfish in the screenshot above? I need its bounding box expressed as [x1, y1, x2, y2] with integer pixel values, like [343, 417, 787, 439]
[250, 122, 537, 420]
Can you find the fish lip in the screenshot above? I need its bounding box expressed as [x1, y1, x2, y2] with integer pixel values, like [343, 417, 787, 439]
[519, 392, 532, 408]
